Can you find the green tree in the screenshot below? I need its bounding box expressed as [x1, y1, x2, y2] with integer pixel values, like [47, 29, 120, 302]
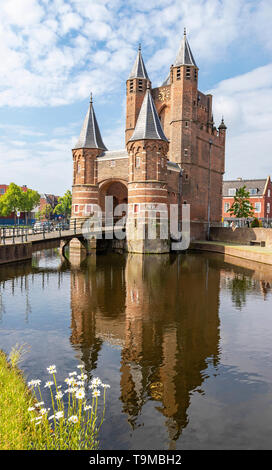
[0, 183, 24, 224]
[20, 189, 40, 225]
[227, 186, 254, 220]
[53, 190, 72, 221]
[41, 204, 53, 220]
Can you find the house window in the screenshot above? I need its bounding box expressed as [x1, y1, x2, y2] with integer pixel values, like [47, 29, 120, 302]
[255, 202, 261, 213]
[267, 203, 270, 214]
[0, 188, 5, 194]
[224, 202, 230, 213]
[74, 204, 79, 214]
[135, 156, 140, 168]
[134, 204, 139, 213]
[228, 188, 236, 196]
[268, 189, 271, 197]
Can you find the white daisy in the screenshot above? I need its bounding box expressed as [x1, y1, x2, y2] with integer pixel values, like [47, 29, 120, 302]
[68, 415, 79, 423]
[28, 379, 41, 388]
[44, 381, 53, 388]
[47, 365, 57, 374]
[92, 389, 101, 398]
[55, 411, 64, 420]
[75, 388, 85, 400]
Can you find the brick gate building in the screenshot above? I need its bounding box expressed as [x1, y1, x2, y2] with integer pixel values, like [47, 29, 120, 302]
[71, 30, 227, 253]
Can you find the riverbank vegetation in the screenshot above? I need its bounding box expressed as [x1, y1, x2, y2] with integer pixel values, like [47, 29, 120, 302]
[0, 347, 109, 450]
[0, 349, 36, 449]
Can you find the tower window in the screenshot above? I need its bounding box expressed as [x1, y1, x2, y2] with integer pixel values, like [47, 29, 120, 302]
[138, 79, 143, 91]
[194, 69, 198, 80]
[186, 67, 190, 79]
[135, 156, 140, 168]
[184, 148, 188, 157]
[185, 121, 189, 127]
[176, 67, 181, 80]
[129, 80, 134, 93]
[161, 157, 164, 167]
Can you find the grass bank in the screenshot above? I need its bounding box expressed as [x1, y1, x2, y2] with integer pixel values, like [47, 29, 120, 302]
[0, 348, 109, 450]
[0, 349, 36, 450]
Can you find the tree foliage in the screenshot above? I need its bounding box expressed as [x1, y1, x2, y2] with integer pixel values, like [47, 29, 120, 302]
[227, 186, 254, 219]
[0, 183, 40, 224]
[53, 190, 72, 220]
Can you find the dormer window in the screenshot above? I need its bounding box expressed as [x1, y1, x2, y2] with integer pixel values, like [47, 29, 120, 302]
[228, 188, 236, 196]
[249, 188, 257, 195]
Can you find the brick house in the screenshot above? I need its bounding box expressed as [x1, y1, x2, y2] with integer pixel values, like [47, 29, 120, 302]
[71, 30, 227, 252]
[222, 177, 272, 226]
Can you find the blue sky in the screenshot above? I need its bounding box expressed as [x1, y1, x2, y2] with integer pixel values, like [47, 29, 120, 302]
[0, 0, 271, 195]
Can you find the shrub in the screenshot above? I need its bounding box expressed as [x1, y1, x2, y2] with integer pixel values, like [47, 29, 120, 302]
[251, 218, 260, 228]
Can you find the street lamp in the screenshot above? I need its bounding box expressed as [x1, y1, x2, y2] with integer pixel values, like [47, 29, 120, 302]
[207, 139, 212, 240]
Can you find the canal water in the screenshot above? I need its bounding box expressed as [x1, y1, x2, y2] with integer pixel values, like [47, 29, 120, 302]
[0, 248, 272, 450]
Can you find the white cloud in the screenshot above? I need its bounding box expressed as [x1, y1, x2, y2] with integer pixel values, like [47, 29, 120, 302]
[0, 0, 271, 108]
[210, 63, 272, 179]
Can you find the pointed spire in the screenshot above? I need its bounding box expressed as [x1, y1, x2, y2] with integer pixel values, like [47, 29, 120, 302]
[129, 86, 168, 142]
[128, 44, 149, 80]
[174, 28, 197, 67]
[219, 116, 227, 130]
[74, 95, 107, 150]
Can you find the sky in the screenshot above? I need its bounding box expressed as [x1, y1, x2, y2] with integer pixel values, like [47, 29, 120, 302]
[0, 0, 271, 196]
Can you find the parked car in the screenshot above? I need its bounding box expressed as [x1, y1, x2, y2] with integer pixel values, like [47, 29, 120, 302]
[55, 222, 70, 231]
[33, 221, 54, 233]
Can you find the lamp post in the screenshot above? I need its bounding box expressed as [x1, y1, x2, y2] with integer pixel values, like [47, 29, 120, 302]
[207, 139, 212, 240]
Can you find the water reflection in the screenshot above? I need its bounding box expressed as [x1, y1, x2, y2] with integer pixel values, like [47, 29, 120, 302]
[1, 249, 272, 449]
[69, 252, 221, 448]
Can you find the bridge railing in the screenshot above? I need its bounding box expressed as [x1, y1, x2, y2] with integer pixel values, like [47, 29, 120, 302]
[0, 217, 127, 245]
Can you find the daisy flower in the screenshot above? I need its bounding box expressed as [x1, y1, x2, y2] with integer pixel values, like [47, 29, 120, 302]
[92, 389, 101, 398]
[68, 415, 79, 423]
[44, 381, 53, 388]
[47, 365, 57, 374]
[75, 388, 85, 400]
[28, 379, 41, 388]
[91, 377, 102, 388]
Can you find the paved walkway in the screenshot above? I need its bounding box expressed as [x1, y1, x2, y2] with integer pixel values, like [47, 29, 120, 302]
[190, 240, 272, 266]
